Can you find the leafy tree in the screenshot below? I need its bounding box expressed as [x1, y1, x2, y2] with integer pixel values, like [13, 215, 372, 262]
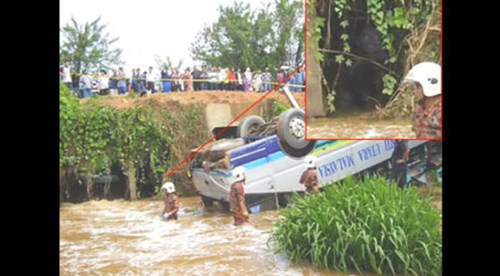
[60, 17, 123, 74]
[190, 0, 304, 70]
[273, 0, 304, 67]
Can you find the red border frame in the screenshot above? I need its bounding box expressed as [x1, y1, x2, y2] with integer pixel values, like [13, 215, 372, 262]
[304, 0, 443, 142]
[165, 64, 305, 178]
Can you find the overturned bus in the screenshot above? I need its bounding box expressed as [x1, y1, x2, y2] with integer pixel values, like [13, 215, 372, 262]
[189, 108, 439, 213]
[190, 115, 438, 212]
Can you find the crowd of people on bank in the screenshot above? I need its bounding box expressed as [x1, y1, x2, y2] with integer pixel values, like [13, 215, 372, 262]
[60, 62, 305, 98]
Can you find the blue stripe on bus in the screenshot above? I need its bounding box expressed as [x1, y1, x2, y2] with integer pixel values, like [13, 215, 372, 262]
[230, 136, 281, 167]
[228, 137, 354, 172]
[242, 141, 340, 170]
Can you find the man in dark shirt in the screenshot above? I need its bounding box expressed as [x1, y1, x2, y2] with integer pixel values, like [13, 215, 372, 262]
[192, 66, 201, 91]
[199, 65, 209, 91]
[391, 140, 410, 188]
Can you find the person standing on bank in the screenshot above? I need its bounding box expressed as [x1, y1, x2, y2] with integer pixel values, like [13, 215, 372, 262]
[161, 66, 172, 93]
[402, 62, 441, 138]
[60, 61, 73, 91]
[97, 70, 110, 96]
[161, 182, 179, 221]
[116, 67, 127, 95]
[146, 66, 157, 93]
[229, 167, 250, 226]
[79, 69, 93, 98]
[299, 156, 320, 194]
[391, 140, 410, 188]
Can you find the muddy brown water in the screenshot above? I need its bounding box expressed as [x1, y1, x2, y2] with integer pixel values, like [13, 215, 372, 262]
[307, 115, 414, 139]
[60, 197, 378, 276]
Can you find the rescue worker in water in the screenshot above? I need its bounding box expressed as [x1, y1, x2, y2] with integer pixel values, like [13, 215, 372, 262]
[229, 166, 250, 226]
[299, 156, 320, 194]
[161, 182, 179, 220]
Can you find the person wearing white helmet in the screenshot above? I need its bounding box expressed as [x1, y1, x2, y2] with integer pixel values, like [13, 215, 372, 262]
[161, 182, 179, 220]
[229, 166, 250, 226]
[403, 62, 441, 138]
[299, 155, 320, 194]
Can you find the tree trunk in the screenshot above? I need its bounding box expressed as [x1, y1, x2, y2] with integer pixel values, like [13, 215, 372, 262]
[306, 1, 327, 117]
[60, 172, 64, 206]
[127, 160, 137, 200]
[85, 172, 94, 200]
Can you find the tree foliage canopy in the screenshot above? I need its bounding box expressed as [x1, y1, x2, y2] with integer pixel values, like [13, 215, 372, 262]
[60, 17, 123, 74]
[190, 0, 304, 70]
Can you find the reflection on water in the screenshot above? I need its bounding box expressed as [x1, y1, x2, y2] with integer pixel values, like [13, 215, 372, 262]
[307, 115, 414, 139]
[60, 197, 371, 275]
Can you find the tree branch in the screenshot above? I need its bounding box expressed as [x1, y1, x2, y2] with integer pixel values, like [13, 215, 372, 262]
[318, 48, 393, 73]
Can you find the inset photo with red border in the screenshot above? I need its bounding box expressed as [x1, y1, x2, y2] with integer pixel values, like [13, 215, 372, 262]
[305, 0, 442, 140]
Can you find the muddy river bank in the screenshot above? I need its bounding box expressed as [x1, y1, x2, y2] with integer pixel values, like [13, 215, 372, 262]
[307, 113, 414, 139]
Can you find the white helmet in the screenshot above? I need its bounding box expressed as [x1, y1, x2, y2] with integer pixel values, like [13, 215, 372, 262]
[403, 62, 441, 97]
[161, 182, 175, 193]
[305, 155, 318, 169]
[231, 166, 246, 185]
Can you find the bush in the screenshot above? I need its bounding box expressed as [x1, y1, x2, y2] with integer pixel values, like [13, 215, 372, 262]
[59, 88, 209, 199]
[269, 175, 441, 275]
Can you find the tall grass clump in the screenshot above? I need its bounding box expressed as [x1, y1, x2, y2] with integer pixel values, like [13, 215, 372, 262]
[269, 175, 441, 275]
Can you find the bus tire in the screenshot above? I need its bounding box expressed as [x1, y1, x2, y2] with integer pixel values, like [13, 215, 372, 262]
[277, 109, 316, 158]
[201, 195, 214, 207]
[236, 115, 266, 138]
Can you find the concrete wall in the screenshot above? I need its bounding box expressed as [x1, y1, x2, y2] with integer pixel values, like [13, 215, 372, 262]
[204, 101, 271, 132]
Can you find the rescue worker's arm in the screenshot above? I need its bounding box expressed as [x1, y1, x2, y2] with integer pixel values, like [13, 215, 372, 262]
[395, 158, 406, 164]
[425, 106, 441, 137]
[394, 142, 409, 164]
[399, 142, 410, 163]
[299, 170, 307, 184]
[403, 148, 410, 161]
[241, 203, 249, 218]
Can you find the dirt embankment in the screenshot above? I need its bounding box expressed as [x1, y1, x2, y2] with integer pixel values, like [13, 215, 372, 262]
[76, 91, 305, 198]
[83, 91, 306, 109]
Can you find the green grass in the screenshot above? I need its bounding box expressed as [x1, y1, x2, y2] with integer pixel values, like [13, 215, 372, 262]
[269, 175, 442, 275]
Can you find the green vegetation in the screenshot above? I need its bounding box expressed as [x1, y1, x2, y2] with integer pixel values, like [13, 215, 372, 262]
[60, 16, 122, 73]
[271, 99, 291, 117]
[190, 0, 304, 70]
[307, 0, 325, 62]
[332, 0, 439, 95]
[270, 175, 442, 275]
[60, 83, 209, 200]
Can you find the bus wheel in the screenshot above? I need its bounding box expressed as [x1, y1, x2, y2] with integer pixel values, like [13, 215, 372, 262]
[277, 108, 316, 158]
[201, 195, 214, 207]
[237, 115, 265, 138]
